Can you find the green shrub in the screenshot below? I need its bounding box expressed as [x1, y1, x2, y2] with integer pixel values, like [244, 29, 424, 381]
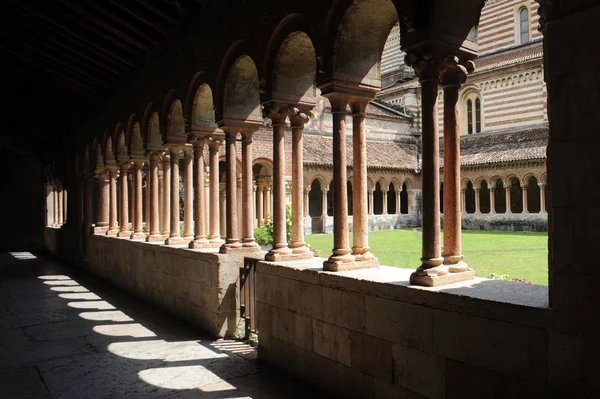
[254, 204, 293, 246]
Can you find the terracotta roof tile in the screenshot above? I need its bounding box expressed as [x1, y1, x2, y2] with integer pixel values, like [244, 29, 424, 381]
[448, 126, 548, 166]
[475, 41, 543, 72]
[304, 134, 418, 170]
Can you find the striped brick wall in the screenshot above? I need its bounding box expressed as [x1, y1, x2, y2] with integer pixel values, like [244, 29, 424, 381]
[381, 23, 403, 76]
[478, 0, 542, 54]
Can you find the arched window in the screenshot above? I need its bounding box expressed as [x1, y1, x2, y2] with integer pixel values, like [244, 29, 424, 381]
[475, 98, 481, 133]
[467, 99, 473, 134]
[519, 8, 529, 44]
[463, 92, 483, 134]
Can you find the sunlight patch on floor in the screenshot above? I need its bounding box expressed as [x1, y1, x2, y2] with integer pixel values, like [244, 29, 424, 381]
[9, 252, 37, 260]
[59, 292, 102, 300]
[78, 310, 134, 322]
[107, 340, 228, 361]
[93, 323, 156, 338]
[138, 365, 236, 391]
[68, 300, 115, 310]
[50, 285, 89, 292]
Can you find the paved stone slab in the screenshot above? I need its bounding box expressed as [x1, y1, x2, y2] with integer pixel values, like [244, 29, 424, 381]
[0, 366, 51, 399]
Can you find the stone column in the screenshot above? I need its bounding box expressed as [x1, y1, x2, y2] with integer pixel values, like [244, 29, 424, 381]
[52, 187, 59, 227]
[83, 176, 94, 252]
[539, 183, 546, 213]
[158, 169, 164, 233]
[166, 148, 183, 245]
[265, 109, 292, 260]
[208, 140, 223, 244]
[219, 187, 226, 238]
[408, 55, 447, 285]
[522, 185, 529, 213]
[253, 184, 258, 228]
[241, 131, 259, 249]
[505, 187, 512, 214]
[349, 100, 377, 267]
[323, 95, 355, 270]
[189, 140, 207, 248]
[131, 161, 146, 239]
[130, 173, 136, 230]
[439, 59, 471, 276]
[106, 167, 119, 236]
[490, 186, 496, 214]
[304, 186, 310, 218]
[396, 189, 401, 214]
[57, 187, 64, 226]
[475, 188, 481, 214]
[321, 187, 328, 218]
[161, 156, 171, 239]
[256, 183, 264, 226]
[94, 172, 109, 233]
[117, 163, 131, 237]
[182, 148, 194, 242]
[287, 110, 312, 259]
[368, 188, 374, 215]
[382, 189, 388, 215]
[145, 168, 150, 231]
[408, 189, 415, 214]
[264, 184, 271, 217]
[146, 152, 163, 241]
[220, 130, 241, 252]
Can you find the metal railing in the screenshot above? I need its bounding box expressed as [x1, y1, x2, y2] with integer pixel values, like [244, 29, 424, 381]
[240, 256, 258, 339]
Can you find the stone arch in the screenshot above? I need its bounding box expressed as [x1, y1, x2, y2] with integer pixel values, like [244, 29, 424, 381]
[264, 16, 317, 106]
[507, 176, 523, 213]
[463, 179, 476, 214]
[103, 130, 115, 166]
[114, 124, 127, 162]
[186, 73, 217, 127]
[373, 178, 386, 215]
[491, 177, 506, 213]
[387, 181, 396, 214]
[525, 175, 540, 213]
[162, 92, 186, 144]
[217, 42, 262, 124]
[324, 0, 398, 87]
[143, 103, 162, 151]
[479, 179, 491, 213]
[126, 114, 143, 157]
[308, 178, 324, 218]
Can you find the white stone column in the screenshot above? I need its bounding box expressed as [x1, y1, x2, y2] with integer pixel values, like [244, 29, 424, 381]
[146, 152, 163, 242]
[522, 186, 529, 213]
[395, 189, 401, 214]
[475, 188, 481, 214]
[161, 156, 171, 239]
[321, 187, 328, 218]
[165, 149, 183, 245]
[182, 148, 194, 242]
[256, 183, 264, 226]
[117, 163, 131, 237]
[490, 187, 496, 214]
[368, 188, 374, 215]
[304, 186, 310, 218]
[539, 183, 546, 213]
[505, 187, 512, 214]
[106, 167, 119, 236]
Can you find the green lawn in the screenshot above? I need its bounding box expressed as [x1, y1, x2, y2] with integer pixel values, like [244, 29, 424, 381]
[306, 229, 548, 285]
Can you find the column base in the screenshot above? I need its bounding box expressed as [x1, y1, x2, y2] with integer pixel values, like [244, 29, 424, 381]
[182, 234, 194, 241]
[443, 255, 470, 273]
[266, 245, 313, 262]
[410, 268, 476, 287]
[323, 252, 359, 271]
[117, 230, 132, 238]
[146, 233, 165, 242]
[220, 243, 261, 255]
[130, 232, 148, 240]
[165, 236, 191, 246]
[106, 228, 119, 237]
[189, 238, 222, 249]
[93, 226, 109, 235]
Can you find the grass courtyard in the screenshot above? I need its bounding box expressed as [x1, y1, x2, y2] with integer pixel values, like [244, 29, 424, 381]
[305, 229, 549, 285]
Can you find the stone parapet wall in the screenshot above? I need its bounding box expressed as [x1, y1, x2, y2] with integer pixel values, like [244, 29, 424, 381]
[458, 213, 547, 232]
[255, 259, 566, 398]
[87, 235, 242, 338]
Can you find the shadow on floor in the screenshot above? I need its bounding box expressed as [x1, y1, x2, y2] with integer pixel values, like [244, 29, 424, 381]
[0, 252, 330, 399]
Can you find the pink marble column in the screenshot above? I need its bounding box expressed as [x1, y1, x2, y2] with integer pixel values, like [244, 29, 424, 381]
[368, 188, 374, 215]
[539, 183, 546, 213]
[350, 101, 377, 267]
[382, 189, 388, 215]
[265, 109, 292, 260]
[190, 140, 208, 248]
[490, 186, 496, 214]
[287, 110, 312, 259]
[145, 168, 150, 231]
[106, 167, 119, 236]
[52, 187, 59, 227]
[264, 184, 271, 218]
[256, 183, 264, 226]
[408, 56, 446, 285]
[241, 131, 259, 249]
[220, 130, 242, 252]
[147, 152, 163, 242]
[161, 155, 171, 239]
[182, 148, 194, 242]
[395, 189, 401, 214]
[505, 187, 512, 214]
[475, 188, 481, 214]
[303, 187, 310, 218]
[321, 187, 328, 217]
[208, 140, 223, 244]
[323, 95, 355, 271]
[440, 62, 470, 275]
[131, 160, 146, 239]
[166, 148, 183, 245]
[219, 187, 226, 239]
[94, 172, 109, 232]
[117, 163, 131, 237]
[522, 186, 529, 213]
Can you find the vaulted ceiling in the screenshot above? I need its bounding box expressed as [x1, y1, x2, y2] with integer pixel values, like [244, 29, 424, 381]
[1, 0, 184, 150]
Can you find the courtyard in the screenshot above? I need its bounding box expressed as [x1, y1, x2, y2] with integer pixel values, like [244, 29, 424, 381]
[306, 230, 548, 285]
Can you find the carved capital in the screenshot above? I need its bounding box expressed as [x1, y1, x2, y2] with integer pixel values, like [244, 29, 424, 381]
[262, 101, 290, 125]
[439, 56, 473, 87]
[288, 106, 314, 127]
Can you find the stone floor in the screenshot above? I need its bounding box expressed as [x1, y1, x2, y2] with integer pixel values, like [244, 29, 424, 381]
[0, 252, 329, 399]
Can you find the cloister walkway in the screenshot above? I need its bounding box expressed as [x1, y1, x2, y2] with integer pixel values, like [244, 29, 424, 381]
[0, 252, 327, 399]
